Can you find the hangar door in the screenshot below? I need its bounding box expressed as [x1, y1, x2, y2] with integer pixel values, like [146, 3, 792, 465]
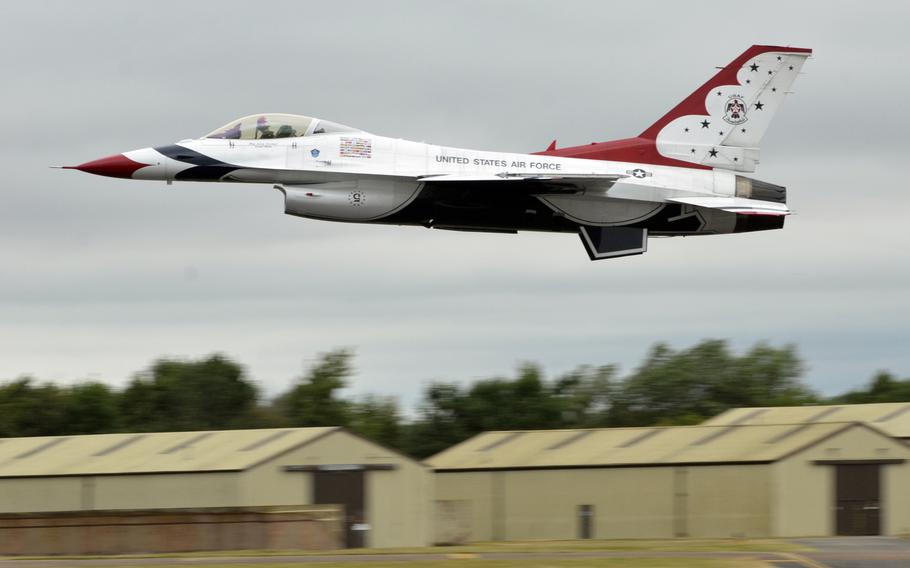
[313, 469, 366, 547]
[835, 464, 881, 536]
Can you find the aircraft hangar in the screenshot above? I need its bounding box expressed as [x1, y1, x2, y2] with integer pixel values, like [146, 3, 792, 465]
[2, 403, 910, 552]
[0, 427, 432, 549]
[428, 415, 910, 542]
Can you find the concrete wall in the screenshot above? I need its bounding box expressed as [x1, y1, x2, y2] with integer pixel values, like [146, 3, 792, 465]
[500, 468, 677, 540]
[772, 425, 910, 537]
[434, 464, 771, 541]
[434, 472, 495, 542]
[884, 461, 910, 535]
[434, 499, 472, 545]
[685, 465, 771, 537]
[0, 473, 240, 513]
[0, 506, 342, 556]
[93, 473, 241, 510]
[771, 452, 832, 537]
[0, 477, 85, 513]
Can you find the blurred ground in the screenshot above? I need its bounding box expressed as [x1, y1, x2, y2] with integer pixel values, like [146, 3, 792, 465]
[0, 556, 777, 568]
[796, 537, 910, 568]
[0, 539, 822, 567]
[5, 537, 910, 567]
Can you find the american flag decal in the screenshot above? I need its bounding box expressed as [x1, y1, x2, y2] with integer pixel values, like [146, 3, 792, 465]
[339, 137, 372, 158]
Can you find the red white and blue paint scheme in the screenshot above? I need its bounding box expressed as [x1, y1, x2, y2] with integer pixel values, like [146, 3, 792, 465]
[65, 45, 811, 260]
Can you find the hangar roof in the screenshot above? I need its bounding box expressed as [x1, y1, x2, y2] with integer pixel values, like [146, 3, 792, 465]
[703, 403, 910, 438]
[427, 422, 897, 471]
[0, 427, 340, 478]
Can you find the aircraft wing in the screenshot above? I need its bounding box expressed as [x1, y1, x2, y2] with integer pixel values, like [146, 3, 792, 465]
[418, 172, 627, 193]
[666, 196, 790, 216]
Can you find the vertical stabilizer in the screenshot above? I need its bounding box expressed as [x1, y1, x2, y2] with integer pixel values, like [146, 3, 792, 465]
[640, 45, 811, 172]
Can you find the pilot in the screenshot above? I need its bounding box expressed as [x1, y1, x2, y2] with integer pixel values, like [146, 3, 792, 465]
[275, 124, 296, 138]
[255, 116, 274, 139]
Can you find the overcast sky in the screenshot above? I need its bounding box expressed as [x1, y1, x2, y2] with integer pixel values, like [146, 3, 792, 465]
[1, 1, 908, 410]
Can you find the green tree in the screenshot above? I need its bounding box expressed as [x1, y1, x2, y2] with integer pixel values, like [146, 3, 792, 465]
[277, 349, 353, 427]
[0, 378, 68, 437]
[552, 364, 617, 427]
[449, 364, 567, 434]
[608, 340, 814, 426]
[119, 354, 258, 431]
[348, 395, 401, 449]
[404, 363, 601, 458]
[0, 339, 883, 459]
[832, 371, 910, 403]
[403, 382, 471, 459]
[62, 382, 120, 434]
[724, 342, 813, 406]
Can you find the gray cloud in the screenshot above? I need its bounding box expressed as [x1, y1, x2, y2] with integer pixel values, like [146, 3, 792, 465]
[1, 0, 908, 408]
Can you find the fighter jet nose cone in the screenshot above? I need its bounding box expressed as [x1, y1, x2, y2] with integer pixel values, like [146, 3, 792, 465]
[72, 153, 148, 178]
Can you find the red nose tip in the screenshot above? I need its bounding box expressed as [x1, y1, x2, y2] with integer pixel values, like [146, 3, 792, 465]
[67, 153, 148, 179]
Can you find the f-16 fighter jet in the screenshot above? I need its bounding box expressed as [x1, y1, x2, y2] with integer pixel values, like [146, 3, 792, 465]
[65, 45, 811, 260]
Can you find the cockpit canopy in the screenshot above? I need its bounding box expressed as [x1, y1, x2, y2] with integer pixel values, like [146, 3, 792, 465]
[203, 113, 361, 140]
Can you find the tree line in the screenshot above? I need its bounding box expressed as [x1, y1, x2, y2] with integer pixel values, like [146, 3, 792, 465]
[0, 340, 906, 458]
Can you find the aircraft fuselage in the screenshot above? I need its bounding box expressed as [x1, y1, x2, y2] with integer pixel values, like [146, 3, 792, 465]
[66, 45, 809, 260]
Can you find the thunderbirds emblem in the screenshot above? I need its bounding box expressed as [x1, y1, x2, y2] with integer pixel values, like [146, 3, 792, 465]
[723, 96, 748, 125]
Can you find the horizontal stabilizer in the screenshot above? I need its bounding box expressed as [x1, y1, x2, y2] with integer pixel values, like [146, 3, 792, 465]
[667, 196, 790, 216]
[579, 226, 648, 260]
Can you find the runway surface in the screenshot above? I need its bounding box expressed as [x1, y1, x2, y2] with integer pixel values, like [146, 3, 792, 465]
[3, 537, 910, 568]
[795, 537, 910, 568]
[0, 550, 789, 566]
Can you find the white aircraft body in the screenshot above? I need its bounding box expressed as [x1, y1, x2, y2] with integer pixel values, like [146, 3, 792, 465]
[66, 45, 811, 260]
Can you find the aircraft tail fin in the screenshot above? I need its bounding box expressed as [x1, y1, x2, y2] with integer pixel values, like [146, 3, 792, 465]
[535, 45, 811, 172]
[639, 45, 811, 172]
